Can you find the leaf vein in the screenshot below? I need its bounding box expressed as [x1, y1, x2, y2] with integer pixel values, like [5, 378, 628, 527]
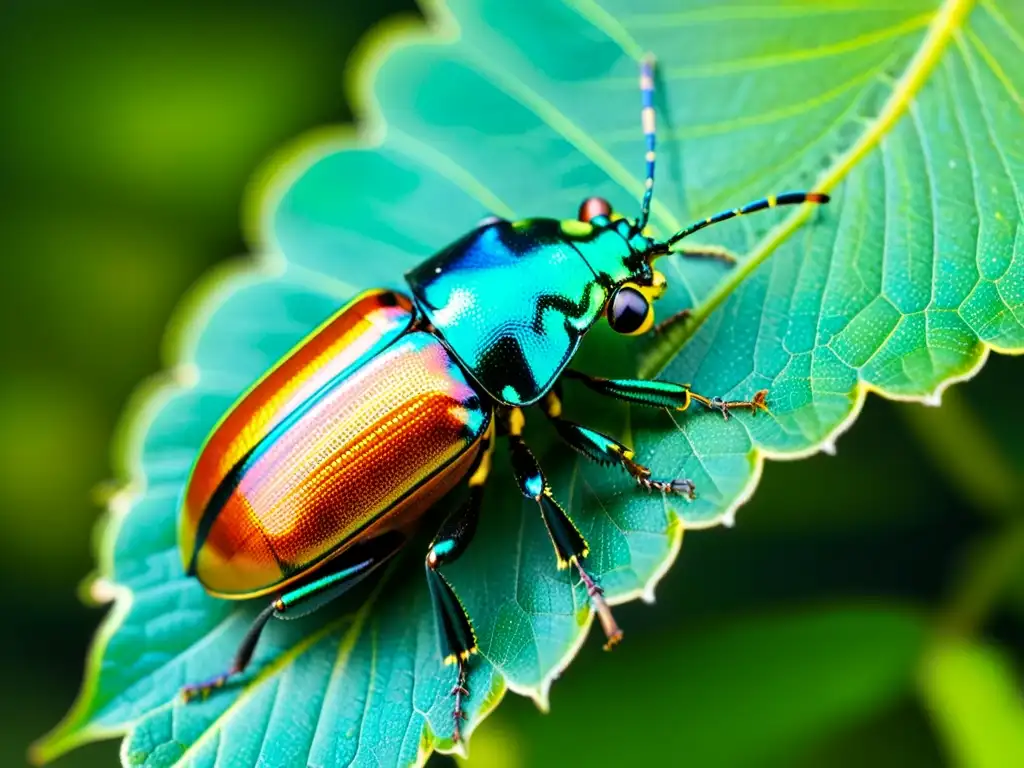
[965, 28, 1024, 106]
[954, 34, 1023, 229]
[658, 13, 933, 79]
[388, 128, 518, 220]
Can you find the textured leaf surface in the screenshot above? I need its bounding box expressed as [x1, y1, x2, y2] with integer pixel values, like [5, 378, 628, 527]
[38, 0, 1023, 765]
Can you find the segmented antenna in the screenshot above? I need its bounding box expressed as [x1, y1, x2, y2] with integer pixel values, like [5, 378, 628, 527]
[661, 192, 830, 248]
[636, 54, 657, 233]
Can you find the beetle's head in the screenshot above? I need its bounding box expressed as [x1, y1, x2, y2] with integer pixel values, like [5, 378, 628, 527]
[567, 196, 663, 336]
[570, 188, 829, 337]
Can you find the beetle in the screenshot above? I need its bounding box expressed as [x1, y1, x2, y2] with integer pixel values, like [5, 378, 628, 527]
[178, 55, 829, 741]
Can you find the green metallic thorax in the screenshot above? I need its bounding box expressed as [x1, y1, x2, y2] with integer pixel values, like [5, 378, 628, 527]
[405, 217, 652, 406]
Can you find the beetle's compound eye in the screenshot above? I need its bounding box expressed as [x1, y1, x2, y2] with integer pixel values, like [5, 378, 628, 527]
[608, 284, 654, 335]
[578, 197, 612, 223]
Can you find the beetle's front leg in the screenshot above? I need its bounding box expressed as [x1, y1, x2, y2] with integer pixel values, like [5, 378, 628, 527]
[504, 408, 623, 650]
[181, 530, 405, 703]
[564, 369, 769, 421]
[425, 420, 494, 743]
[540, 391, 695, 499]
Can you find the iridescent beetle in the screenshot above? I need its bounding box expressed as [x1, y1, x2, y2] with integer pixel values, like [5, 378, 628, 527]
[179, 56, 828, 739]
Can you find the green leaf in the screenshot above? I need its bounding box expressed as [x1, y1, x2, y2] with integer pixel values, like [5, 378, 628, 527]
[920, 638, 1024, 768]
[37, 0, 1023, 765]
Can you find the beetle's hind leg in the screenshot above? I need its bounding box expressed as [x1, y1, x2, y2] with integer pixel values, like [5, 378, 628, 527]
[181, 602, 277, 703]
[181, 531, 405, 703]
[540, 390, 695, 499]
[425, 419, 494, 742]
[563, 369, 769, 421]
[504, 408, 623, 650]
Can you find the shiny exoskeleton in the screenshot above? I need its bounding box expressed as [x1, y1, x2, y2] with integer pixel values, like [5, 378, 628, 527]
[178, 55, 829, 742]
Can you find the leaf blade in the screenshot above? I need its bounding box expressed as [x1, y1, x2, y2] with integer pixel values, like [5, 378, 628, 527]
[38, 0, 1024, 765]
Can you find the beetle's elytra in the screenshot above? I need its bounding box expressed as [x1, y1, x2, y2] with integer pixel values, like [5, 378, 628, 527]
[178, 55, 829, 741]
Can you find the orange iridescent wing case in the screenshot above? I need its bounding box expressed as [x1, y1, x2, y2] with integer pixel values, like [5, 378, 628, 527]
[179, 289, 490, 597]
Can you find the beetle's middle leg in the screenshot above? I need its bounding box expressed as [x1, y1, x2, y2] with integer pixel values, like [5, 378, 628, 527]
[540, 389, 695, 499]
[503, 408, 623, 650]
[424, 419, 495, 742]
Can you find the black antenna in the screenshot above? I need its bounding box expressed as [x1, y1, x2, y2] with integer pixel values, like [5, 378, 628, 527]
[661, 192, 830, 248]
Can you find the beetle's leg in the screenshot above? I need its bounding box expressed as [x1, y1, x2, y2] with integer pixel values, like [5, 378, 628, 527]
[504, 408, 623, 650]
[650, 244, 737, 336]
[181, 531, 405, 703]
[563, 369, 769, 421]
[540, 391, 695, 499]
[180, 602, 278, 703]
[652, 308, 691, 335]
[425, 419, 494, 742]
[675, 243, 739, 265]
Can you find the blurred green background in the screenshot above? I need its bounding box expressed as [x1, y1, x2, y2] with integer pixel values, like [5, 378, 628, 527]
[1, 1, 1021, 766]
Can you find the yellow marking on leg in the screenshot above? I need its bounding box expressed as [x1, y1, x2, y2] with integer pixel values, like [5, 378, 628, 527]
[468, 420, 495, 487]
[767, 194, 777, 207]
[541, 391, 562, 419]
[607, 443, 636, 462]
[677, 389, 692, 411]
[443, 648, 476, 665]
[468, 451, 491, 487]
[507, 407, 525, 437]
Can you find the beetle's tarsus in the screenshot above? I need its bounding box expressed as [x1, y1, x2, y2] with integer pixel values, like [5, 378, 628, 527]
[670, 478, 697, 497]
[621, 454, 696, 500]
[691, 389, 770, 420]
[451, 659, 470, 743]
[575, 561, 623, 651]
[181, 670, 233, 703]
